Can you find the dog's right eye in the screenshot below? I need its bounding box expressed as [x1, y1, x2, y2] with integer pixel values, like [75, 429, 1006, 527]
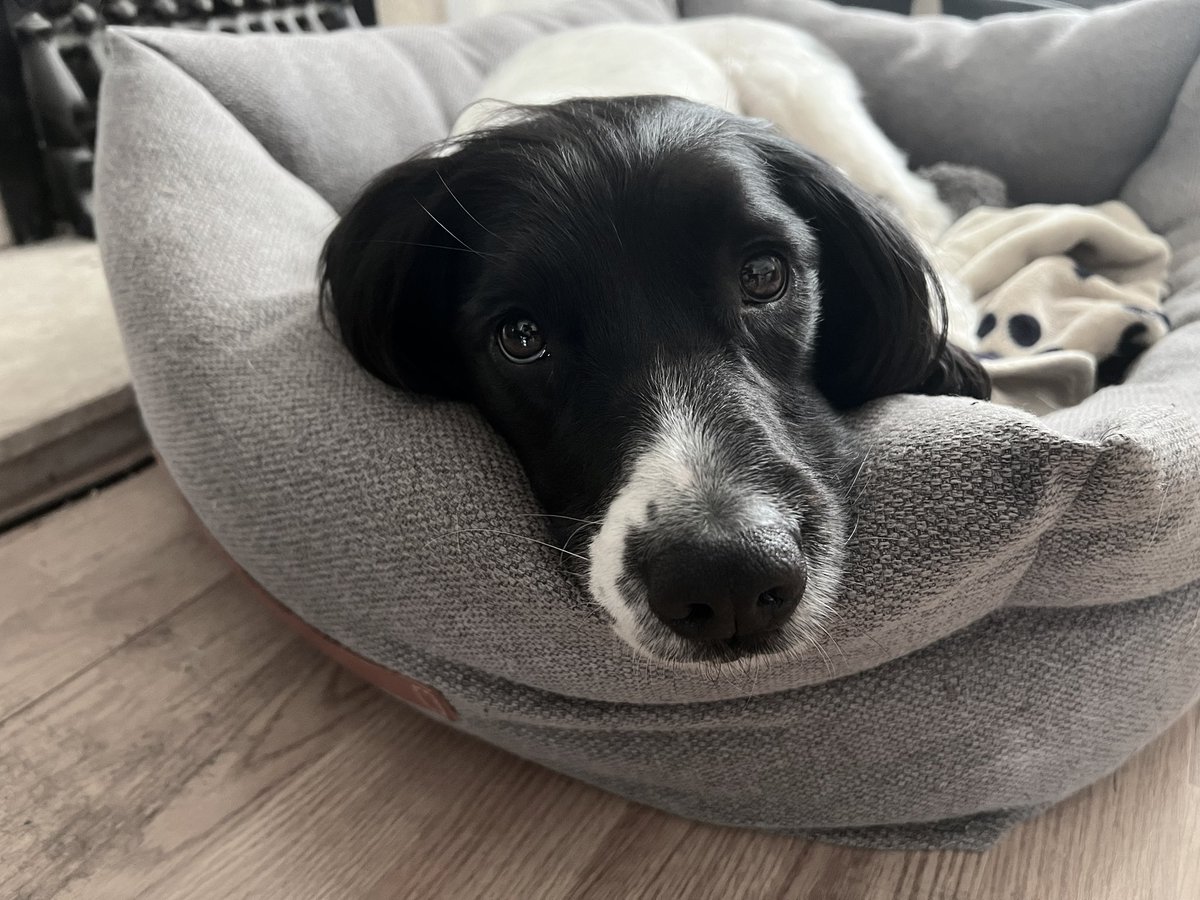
[497, 316, 548, 363]
[740, 252, 788, 304]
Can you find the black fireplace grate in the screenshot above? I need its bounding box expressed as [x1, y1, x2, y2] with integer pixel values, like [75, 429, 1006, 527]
[0, 0, 373, 242]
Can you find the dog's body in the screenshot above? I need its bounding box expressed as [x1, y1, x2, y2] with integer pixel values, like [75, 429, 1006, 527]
[322, 19, 990, 670]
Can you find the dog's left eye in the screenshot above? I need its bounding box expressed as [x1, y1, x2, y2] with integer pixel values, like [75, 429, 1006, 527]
[740, 253, 788, 303]
[497, 316, 548, 363]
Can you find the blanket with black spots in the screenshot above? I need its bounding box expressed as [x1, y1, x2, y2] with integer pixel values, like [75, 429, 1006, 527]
[937, 201, 1172, 414]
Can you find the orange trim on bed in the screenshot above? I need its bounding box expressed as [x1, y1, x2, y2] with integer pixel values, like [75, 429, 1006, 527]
[229, 563, 459, 721]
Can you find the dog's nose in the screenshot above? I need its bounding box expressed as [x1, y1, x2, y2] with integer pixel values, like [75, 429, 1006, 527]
[643, 527, 807, 642]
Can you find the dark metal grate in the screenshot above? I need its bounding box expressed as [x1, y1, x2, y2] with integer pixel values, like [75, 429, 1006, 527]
[0, 0, 373, 242]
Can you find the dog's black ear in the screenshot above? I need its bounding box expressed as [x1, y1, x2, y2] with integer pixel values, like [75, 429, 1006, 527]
[749, 132, 990, 408]
[920, 341, 992, 400]
[319, 153, 480, 399]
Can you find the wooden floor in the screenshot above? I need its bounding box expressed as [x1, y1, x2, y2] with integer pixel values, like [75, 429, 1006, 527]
[2, 465, 1197, 900]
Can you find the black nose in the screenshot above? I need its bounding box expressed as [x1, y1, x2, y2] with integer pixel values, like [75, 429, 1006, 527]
[642, 527, 807, 642]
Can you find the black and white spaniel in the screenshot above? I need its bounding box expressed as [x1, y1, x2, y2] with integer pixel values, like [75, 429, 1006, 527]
[321, 19, 989, 669]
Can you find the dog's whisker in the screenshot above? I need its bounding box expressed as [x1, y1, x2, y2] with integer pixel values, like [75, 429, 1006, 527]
[811, 640, 835, 679]
[840, 517, 861, 551]
[437, 170, 510, 246]
[414, 199, 486, 256]
[814, 621, 849, 666]
[863, 631, 888, 656]
[353, 239, 496, 255]
[511, 512, 603, 527]
[842, 452, 872, 500]
[847, 473, 875, 510]
[563, 519, 601, 555]
[706, 660, 721, 688]
[642, 652, 655, 687]
[606, 212, 625, 249]
[818, 605, 880, 652]
[424, 528, 587, 561]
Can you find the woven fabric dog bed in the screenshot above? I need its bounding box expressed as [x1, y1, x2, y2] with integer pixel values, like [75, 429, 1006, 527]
[97, 0, 1200, 849]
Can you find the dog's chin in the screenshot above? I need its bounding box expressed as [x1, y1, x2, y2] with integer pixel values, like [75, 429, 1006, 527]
[611, 599, 837, 672]
[643, 631, 796, 669]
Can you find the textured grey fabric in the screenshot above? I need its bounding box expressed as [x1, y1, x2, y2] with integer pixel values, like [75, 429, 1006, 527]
[96, 0, 1200, 849]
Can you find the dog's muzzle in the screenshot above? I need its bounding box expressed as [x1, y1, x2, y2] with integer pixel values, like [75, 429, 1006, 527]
[585, 362, 847, 666]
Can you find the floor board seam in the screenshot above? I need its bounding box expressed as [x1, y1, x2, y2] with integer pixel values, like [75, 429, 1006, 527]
[0, 571, 234, 728]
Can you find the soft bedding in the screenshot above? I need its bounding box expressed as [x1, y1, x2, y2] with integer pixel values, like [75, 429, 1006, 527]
[942, 201, 1173, 413]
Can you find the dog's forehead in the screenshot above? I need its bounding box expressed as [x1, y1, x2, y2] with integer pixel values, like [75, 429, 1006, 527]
[605, 142, 789, 238]
[631, 143, 777, 215]
[481, 142, 799, 294]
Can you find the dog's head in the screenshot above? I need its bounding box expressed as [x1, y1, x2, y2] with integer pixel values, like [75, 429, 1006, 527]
[321, 97, 988, 668]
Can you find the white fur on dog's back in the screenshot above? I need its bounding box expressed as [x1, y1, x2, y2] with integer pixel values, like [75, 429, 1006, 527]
[453, 26, 736, 134]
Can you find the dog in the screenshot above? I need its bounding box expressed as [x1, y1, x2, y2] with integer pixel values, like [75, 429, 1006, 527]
[320, 19, 990, 669]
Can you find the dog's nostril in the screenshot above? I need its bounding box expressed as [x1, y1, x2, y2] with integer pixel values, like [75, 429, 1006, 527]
[758, 589, 781, 607]
[757, 588, 800, 609]
[673, 603, 715, 629]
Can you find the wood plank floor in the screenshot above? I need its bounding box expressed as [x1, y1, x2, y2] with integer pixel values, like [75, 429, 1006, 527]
[2, 465, 1197, 900]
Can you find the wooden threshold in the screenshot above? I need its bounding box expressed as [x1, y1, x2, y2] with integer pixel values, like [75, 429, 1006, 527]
[0, 237, 148, 529]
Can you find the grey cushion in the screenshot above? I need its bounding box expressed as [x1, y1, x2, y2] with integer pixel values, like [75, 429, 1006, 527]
[97, 0, 1200, 849]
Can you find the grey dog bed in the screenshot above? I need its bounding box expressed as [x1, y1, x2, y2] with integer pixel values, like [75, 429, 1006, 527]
[96, 0, 1200, 849]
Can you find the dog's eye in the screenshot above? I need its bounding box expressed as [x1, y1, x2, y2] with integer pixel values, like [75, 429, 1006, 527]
[497, 316, 548, 363]
[740, 253, 787, 303]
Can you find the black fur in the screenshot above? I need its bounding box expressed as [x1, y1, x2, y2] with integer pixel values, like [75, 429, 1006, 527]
[320, 96, 989, 548]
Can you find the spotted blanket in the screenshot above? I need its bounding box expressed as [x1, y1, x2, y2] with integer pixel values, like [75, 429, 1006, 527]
[937, 201, 1172, 414]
